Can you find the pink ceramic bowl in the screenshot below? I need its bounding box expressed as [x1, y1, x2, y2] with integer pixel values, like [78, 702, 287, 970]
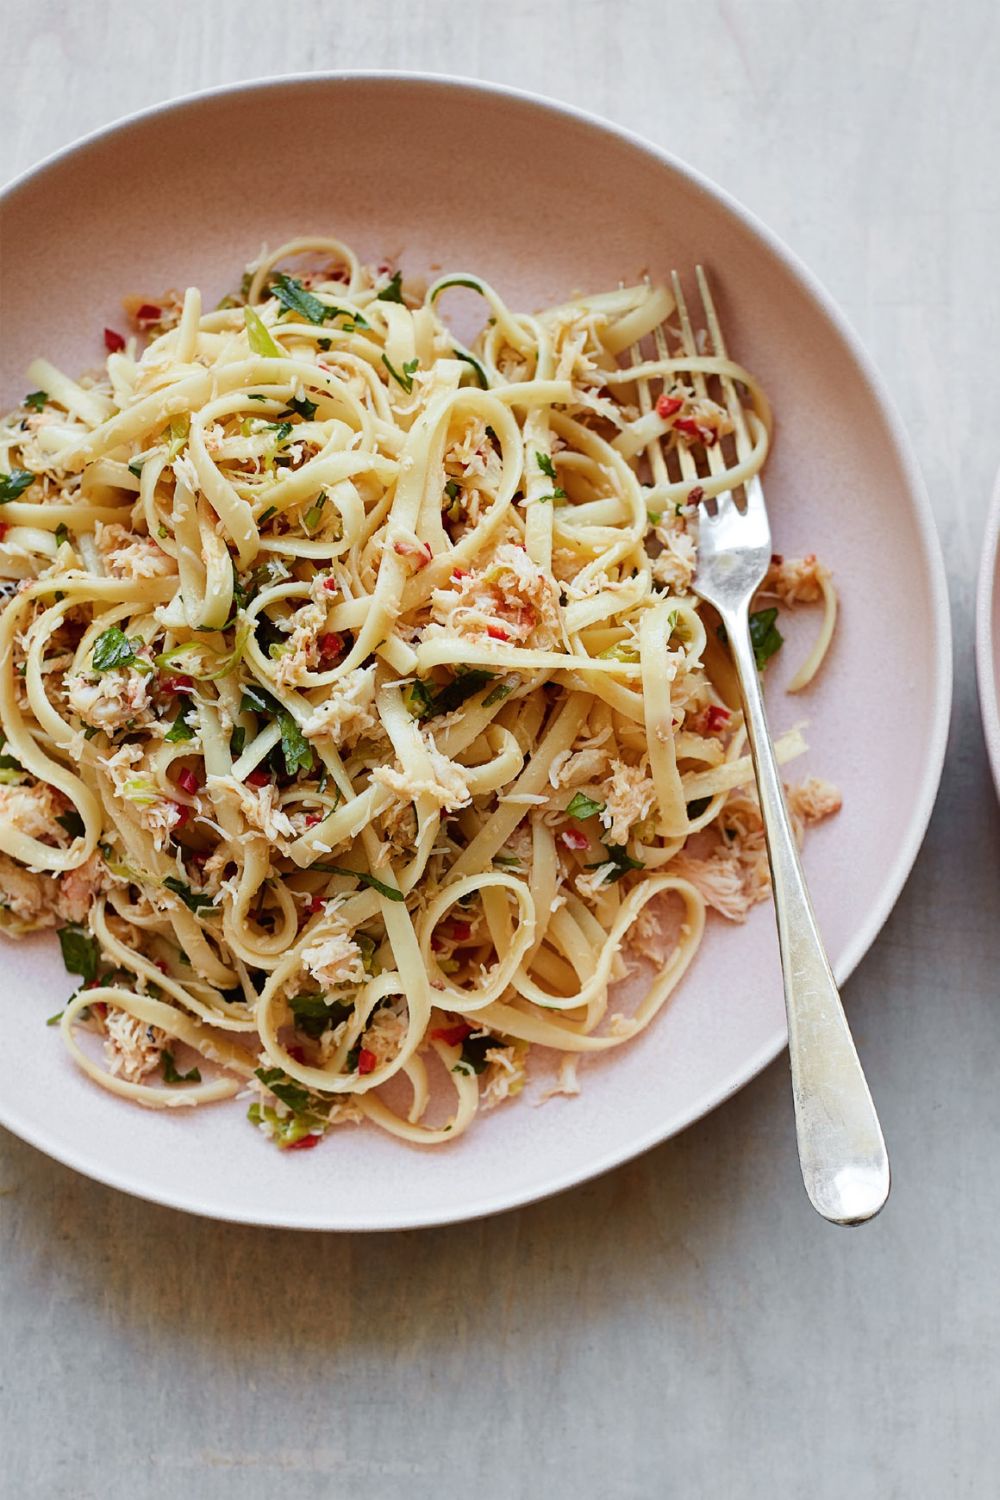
[0, 73, 951, 1229]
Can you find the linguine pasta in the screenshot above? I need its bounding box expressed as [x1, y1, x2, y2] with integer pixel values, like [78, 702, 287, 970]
[0, 238, 840, 1149]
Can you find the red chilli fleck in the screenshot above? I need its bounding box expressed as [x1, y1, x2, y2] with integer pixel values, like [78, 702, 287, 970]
[705, 704, 731, 733]
[135, 303, 162, 323]
[688, 486, 705, 506]
[318, 632, 343, 660]
[561, 826, 590, 852]
[286, 1133, 321, 1151]
[161, 674, 194, 695]
[674, 417, 701, 437]
[448, 920, 472, 942]
[656, 393, 684, 419]
[176, 767, 200, 796]
[104, 328, 126, 353]
[357, 1047, 377, 1075]
[486, 624, 511, 641]
[431, 1023, 473, 1047]
[308, 894, 325, 914]
[322, 576, 338, 593]
[0, 524, 8, 542]
[170, 800, 190, 828]
[245, 768, 271, 788]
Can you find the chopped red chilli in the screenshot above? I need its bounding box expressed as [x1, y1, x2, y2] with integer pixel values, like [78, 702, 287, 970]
[176, 767, 199, 796]
[357, 1047, 377, 1075]
[656, 393, 684, 418]
[104, 328, 126, 353]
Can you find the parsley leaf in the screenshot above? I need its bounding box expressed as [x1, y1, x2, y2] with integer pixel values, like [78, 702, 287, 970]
[749, 607, 784, 670]
[405, 669, 496, 719]
[163, 876, 216, 913]
[482, 682, 513, 708]
[565, 791, 605, 820]
[453, 1032, 503, 1076]
[536, 452, 558, 481]
[288, 992, 353, 1040]
[24, 391, 47, 412]
[282, 394, 318, 421]
[56, 809, 86, 840]
[585, 845, 645, 884]
[278, 707, 313, 776]
[453, 350, 489, 389]
[57, 924, 99, 984]
[0, 469, 36, 503]
[91, 626, 136, 672]
[376, 270, 405, 303]
[309, 865, 404, 902]
[270, 272, 329, 324]
[165, 708, 196, 743]
[162, 1050, 201, 1084]
[381, 354, 419, 393]
[255, 1066, 312, 1113]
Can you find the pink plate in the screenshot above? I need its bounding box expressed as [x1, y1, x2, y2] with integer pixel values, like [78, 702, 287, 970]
[977, 468, 1000, 794]
[0, 74, 951, 1229]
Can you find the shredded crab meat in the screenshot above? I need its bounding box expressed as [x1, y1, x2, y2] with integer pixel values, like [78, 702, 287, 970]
[480, 1042, 528, 1110]
[373, 741, 472, 813]
[428, 542, 561, 648]
[301, 930, 367, 991]
[301, 666, 377, 746]
[103, 1008, 168, 1083]
[95, 522, 177, 580]
[600, 759, 656, 845]
[65, 666, 152, 731]
[764, 553, 830, 606]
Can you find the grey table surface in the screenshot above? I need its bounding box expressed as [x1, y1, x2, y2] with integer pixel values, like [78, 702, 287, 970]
[1, 2, 997, 1496]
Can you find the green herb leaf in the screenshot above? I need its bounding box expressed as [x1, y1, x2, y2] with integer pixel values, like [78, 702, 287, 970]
[428, 669, 494, 717]
[246, 393, 268, 402]
[586, 844, 645, 884]
[162, 1049, 201, 1084]
[54, 523, 69, 547]
[429, 276, 484, 301]
[283, 394, 318, 421]
[749, 608, 784, 671]
[454, 1032, 503, 1076]
[309, 865, 404, 902]
[375, 270, 404, 303]
[244, 305, 283, 358]
[45, 1010, 64, 1027]
[255, 1065, 312, 1113]
[56, 809, 86, 840]
[278, 707, 313, 777]
[57, 924, 99, 984]
[536, 452, 558, 481]
[128, 459, 145, 478]
[0, 469, 36, 503]
[257, 505, 277, 525]
[535, 491, 566, 503]
[271, 272, 328, 324]
[565, 791, 605, 820]
[445, 480, 461, 501]
[165, 708, 196, 743]
[453, 349, 489, 389]
[24, 391, 47, 412]
[288, 992, 354, 1040]
[229, 725, 246, 758]
[163, 876, 216, 913]
[91, 626, 136, 672]
[381, 354, 419, 393]
[0, 733, 21, 772]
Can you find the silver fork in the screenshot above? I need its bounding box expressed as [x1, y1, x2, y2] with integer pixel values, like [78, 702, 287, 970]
[651, 269, 890, 1225]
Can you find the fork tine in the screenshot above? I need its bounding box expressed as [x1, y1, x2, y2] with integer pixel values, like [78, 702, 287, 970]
[670, 271, 728, 489]
[695, 266, 753, 464]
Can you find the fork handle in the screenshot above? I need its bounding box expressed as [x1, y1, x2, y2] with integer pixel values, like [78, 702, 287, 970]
[720, 604, 891, 1225]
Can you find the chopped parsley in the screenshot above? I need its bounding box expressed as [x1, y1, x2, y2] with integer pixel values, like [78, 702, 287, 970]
[57, 924, 99, 985]
[453, 349, 489, 389]
[282, 394, 318, 421]
[586, 844, 645, 884]
[310, 864, 404, 902]
[161, 1050, 201, 1084]
[536, 452, 558, 480]
[0, 468, 36, 503]
[91, 626, 140, 672]
[453, 1032, 503, 1076]
[24, 391, 47, 412]
[165, 708, 196, 743]
[254, 1066, 311, 1113]
[749, 607, 784, 670]
[565, 791, 605, 820]
[270, 272, 329, 324]
[55, 808, 86, 840]
[375, 270, 404, 303]
[404, 669, 495, 720]
[163, 876, 216, 913]
[482, 681, 513, 708]
[381, 354, 419, 393]
[287, 992, 353, 1040]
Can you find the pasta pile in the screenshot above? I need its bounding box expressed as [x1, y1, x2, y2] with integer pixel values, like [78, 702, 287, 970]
[0, 236, 839, 1148]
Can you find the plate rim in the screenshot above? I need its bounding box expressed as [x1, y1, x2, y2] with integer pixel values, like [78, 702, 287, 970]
[0, 69, 953, 1230]
[976, 466, 1000, 796]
